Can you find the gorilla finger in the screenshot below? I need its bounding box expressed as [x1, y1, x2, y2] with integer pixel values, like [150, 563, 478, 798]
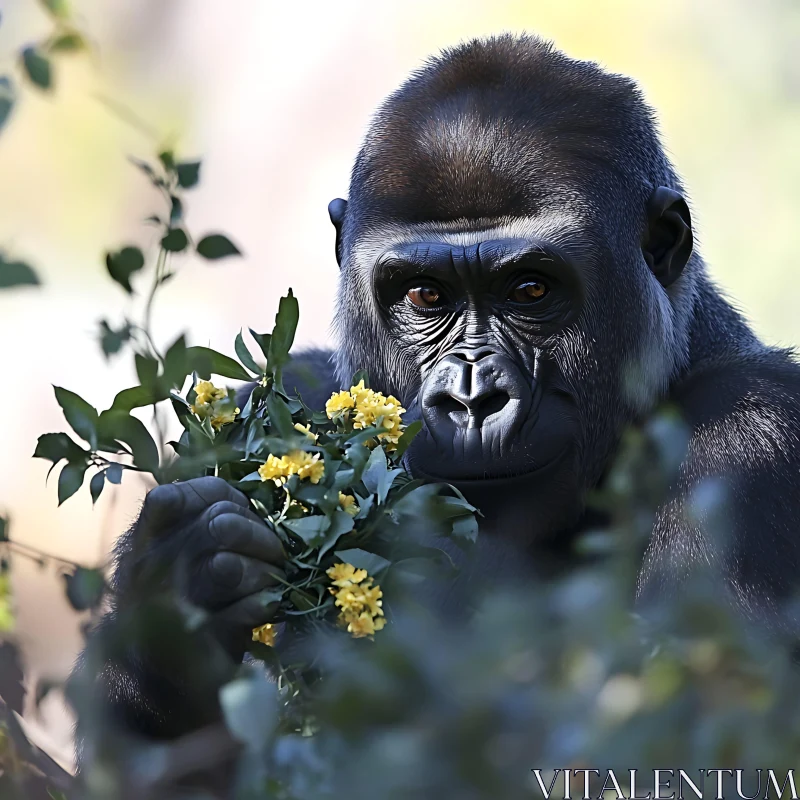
[209, 589, 282, 633]
[199, 552, 285, 606]
[140, 477, 248, 534]
[204, 508, 285, 564]
[180, 476, 249, 514]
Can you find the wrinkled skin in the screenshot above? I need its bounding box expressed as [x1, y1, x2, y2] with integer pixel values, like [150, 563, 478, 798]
[73, 35, 800, 753]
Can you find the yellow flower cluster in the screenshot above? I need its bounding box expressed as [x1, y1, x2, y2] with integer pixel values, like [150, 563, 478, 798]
[252, 622, 276, 647]
[325, 380, 406, 449]
[258, 450, 324, 485]
[326, 561, 385, 638]
[338, 492, 358, 516]
[0, 574, 14, 633]
[190, 380, 240, 431]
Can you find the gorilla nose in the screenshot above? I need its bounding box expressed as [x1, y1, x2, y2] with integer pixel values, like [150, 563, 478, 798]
[426, 349, 513, 429]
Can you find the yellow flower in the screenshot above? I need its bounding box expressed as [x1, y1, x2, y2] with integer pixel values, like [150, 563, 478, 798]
[194, 380, 227, 406]
[326, 562, 367, 587]
[211, 407, 240, 430]
[294, 422, 318, 442]
[326, 561, 386, 639]
[252, 623, 276, 647]
[360, 581, 384, 617]
[326, 381, 406, 449]
[325, 390, 355, 416]
[258, 454, 289, 485]
[258, 450, 325, 485]
[338, 492, 359, 516]
[0, 574, 13, 633]
[287, 450, 325, 483]
[345, 611, 381, 638]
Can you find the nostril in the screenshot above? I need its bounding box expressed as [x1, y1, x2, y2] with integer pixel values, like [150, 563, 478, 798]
[434, 394, 471, 424]
[476, 392, 509, 424]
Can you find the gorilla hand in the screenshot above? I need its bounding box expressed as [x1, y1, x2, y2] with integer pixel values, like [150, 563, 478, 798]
[69, 477, 286, 743]
[121, 476, 286, 661]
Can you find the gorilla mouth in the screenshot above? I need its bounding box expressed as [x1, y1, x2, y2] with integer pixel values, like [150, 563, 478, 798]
[410, 446, 573, 486]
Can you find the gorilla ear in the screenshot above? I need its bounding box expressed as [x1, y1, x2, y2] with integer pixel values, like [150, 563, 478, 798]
[643, 187, 693, 288]
[328, 198, 348, 269]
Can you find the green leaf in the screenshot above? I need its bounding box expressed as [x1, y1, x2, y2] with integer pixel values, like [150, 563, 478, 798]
[361, 445, 387, 494]
[89, 470, 105, 505]
[333, 548, 392, 577]
[97, 411, 159, 474]
[54, 386, 99, 448]
[58, 461, 88, 505]
[219, 673, 277, 749]
[282, 515, 330, 547]
[98, 319, 131, 358]
[187, 346, 251, 381]
[161, 228, 188, 252]
[63, 567, 105, 611]
[0, 258, 39, 289]
[135, 353, 159, 389]
[318, 509, 355, 559]
[196, 234, 241, 260]
[235, 331, 262, 376]
[392, 419, 422, 460]
[21, 47, 52, 91]
[47, 31, 86, 52]
[266, 393, 296, 439]
[38, 0, 70, 19]
[176, 160, 201, 189]
[451, 514, 479, 546]
[109, 385, 165, 413]
[169, 195, 183, 226]
[158, 150, 176, 172]
[163, 334, 190, 388]
[106, 463, 123, 484]
[105, 247, 144, 294]
[33, 432, 85, 464]
[268, 290, 299, 374]
[0, 76, 16, 135]
[248, 328, 272, 362]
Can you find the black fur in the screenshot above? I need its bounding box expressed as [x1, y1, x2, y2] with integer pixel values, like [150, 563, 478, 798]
[72, 34, 800, 753]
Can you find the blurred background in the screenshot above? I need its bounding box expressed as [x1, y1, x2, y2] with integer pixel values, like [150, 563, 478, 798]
[1, 0, 798, 770]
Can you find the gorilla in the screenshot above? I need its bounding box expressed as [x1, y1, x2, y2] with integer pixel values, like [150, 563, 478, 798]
[74, 34, 800, 742]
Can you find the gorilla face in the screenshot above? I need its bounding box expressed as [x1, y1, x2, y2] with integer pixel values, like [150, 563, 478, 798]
[371, 235, 582, 484]
[327, 37, 694, 534]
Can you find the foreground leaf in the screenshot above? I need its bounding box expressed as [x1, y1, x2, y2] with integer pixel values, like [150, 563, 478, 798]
[196, 234, 241, 260]
[187, 346, 251, 382]
[268, 290, 299, 373]
[33, 432, 85, 464]
[0, 76, 15, 135]
[0, 259, 39, 289]
[105, 247, 144, 294]
[161, 228, 189, 253]
[58, 460, 88, 505]
[176, 160, 201, 189]
[63, 567, 105, 611]
[21, 46, 52, 90]
[333, 548, 392, 577]
[54, 386, 98, 448]
[97, 411, 159, 474]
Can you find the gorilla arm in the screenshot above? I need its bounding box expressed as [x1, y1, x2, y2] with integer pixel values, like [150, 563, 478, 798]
[637, 348, 800, 625]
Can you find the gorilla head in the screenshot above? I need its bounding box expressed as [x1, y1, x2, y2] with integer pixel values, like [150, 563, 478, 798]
[327, 35, 694, 537]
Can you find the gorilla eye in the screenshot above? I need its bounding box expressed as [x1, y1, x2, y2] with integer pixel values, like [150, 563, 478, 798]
[407, 286, 443, 308]
[510, 280, 548, 303]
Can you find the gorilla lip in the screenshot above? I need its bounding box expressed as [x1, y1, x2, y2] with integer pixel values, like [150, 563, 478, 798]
[411, 445, 572, 486]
